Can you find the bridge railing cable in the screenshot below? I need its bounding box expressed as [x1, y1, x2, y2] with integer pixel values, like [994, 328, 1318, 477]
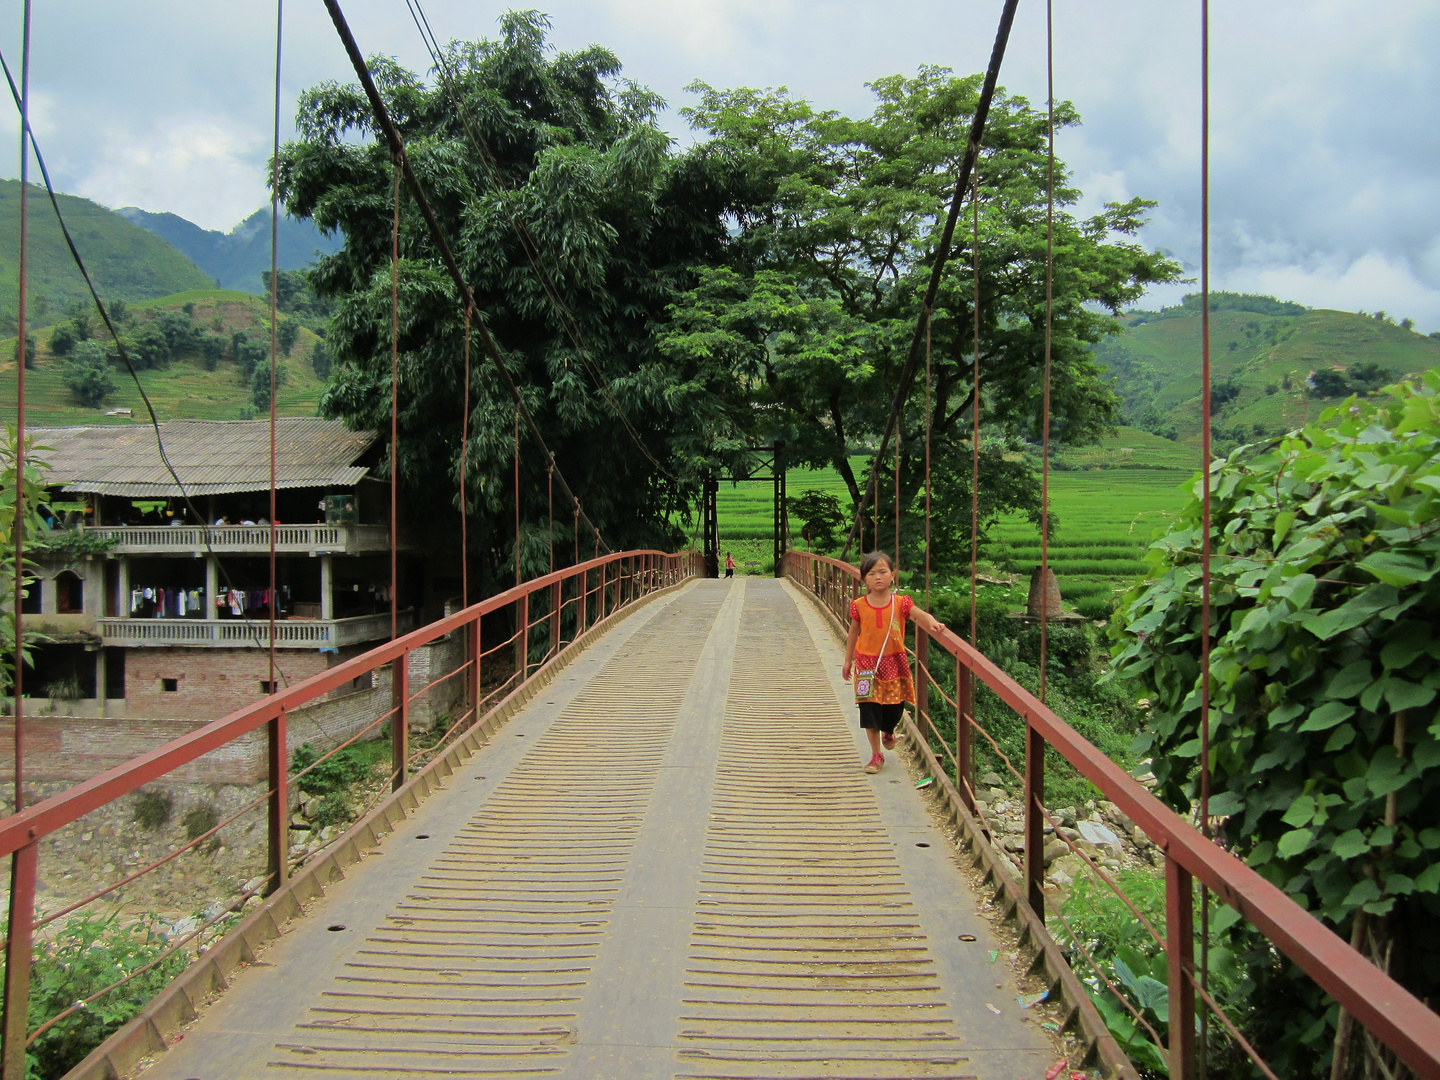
[0, 548, 699, 1079]
[782, 550, 1440, 1080]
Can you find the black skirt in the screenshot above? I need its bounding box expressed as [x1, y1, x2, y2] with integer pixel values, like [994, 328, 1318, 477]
[858, 701, 904, 733]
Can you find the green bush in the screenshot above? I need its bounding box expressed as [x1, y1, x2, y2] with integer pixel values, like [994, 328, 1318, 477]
[17, 911, 189, 1079]
[291, 741, 371, 796]
[130, 789, 172, 831]
[313, 790, 352, 827]
[181, 803, 220, 843]
[61, 343, 114, 408]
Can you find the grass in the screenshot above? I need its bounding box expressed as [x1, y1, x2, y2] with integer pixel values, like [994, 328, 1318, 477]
[987, 469, 1192, 617]
[0, 288, 327, 426]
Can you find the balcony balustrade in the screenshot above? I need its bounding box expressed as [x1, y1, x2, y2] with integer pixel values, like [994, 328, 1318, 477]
[97, 610, 413, 649]
[79, 523, 391, 555]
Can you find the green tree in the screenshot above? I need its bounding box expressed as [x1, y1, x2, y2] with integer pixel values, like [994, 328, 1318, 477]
[667, 71, 1180, 537]
[12, 333, 36, 370]
[786, 489, 846, 551]
[123, 323, 170, 370]
[1110, 369, 1440, 1075]
[230, 331, 267, 377]
[62, 342, 115, 407]
[1310, 367, 1350, 397]
[200, 334, 225, 371]
[309, 339, 331, 380]
[250, 360, 289, 412]
[277, 318, 300, 357]
[279, 12, 750, 582]
[107, 297, 129, 324]
[48, 323, 77, 357]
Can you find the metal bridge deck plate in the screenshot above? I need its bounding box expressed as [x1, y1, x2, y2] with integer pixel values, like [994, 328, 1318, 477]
[139, 579, 1052, 1080]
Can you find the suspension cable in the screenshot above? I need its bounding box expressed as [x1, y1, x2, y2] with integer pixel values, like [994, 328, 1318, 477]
[461, 304, 470, 608]
[11, 0, 30, 815]
[970, 173, 981, 647]
[321, 0, 608, 556]
[267, 0, 283, 696]
[894, 403, 901, 570]
[924, 312, 932, 609]
[1199, 1, 1214, 1073]
[841, 0, 1021, 560]
[1039, 0, 1055, 705]
[388, 163, 401, 642]
[513, 409, 521, 588]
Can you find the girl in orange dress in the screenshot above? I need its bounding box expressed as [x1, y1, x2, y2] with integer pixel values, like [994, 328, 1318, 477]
[841, 551, 946, 774]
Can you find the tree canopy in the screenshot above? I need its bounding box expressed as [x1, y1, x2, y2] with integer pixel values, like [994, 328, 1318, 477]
[279, 13, 1178, 585]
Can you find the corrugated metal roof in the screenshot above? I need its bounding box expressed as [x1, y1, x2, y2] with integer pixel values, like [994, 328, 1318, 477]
[21, 419, 379, 497]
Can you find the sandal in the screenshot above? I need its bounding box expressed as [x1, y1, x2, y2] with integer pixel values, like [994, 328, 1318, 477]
[864, 752, 884, 774]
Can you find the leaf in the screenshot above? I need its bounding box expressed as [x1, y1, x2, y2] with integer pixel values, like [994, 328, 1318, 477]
[1210, 904, 1242, 934]
[1384, 873, 1416, 896]
[1282, 795, 1317, 827]
[1386, 680, 1437, 712]
[1331, 829, 1368, 860]
[1272, 510, 1297, 546]
[1325, 660, 1374, 700]
[1301, 585, 1400, 641]
[1415, 864, 1440, 892]
[1367, 746, 1410, 797]
[1298, 701, 1354, 732]
[1418, 827, 1440, 849]
[1343, 878, 1381, 907]
[1206, 791, 1244, 817]
[1278, 828, 1314, 858]
[1324, 724, 1357, 752]
[1134, 975, 1170, 1015]
[1413, 738, 1440, 771]
[1358, 550, 1434, 588]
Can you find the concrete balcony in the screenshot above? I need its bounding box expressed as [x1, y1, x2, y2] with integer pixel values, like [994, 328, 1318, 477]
[80, 523, 392, 555]
[98, 610, 413, 649]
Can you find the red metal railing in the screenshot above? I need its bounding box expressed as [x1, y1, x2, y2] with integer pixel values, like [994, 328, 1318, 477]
[783, 549, 1440, 1080]
[0, 548, 700, 1077]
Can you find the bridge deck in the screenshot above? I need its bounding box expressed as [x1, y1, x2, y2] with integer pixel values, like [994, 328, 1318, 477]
[142, 579, 1055, 1080]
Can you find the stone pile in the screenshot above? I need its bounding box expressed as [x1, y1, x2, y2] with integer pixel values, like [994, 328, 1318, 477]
[968, 772, 1160, 890]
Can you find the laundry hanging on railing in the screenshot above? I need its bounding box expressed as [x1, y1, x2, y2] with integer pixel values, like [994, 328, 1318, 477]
[216, 587, 291, 617]
[130, 587, 205, 618]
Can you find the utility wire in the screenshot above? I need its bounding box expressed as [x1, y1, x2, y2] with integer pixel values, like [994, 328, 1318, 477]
[322, 0, 610, 556]
[402, 0, 681, 486]
[840, 0, 1021, 561]
[0, 49, 296, 690]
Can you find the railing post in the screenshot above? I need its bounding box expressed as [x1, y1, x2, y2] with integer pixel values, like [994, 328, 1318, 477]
[915, 627, 929, 743]
[1166, 854, 1198, 1080]
[1024, 716, 1045, 920]
[550, 580, 561, 655]
[471, 611, 482, 727]
[2, 843, 38, 1080]
[392, 649, 409, 793]
[266, 705, 288, 895]
[515, 594, 529, 681]
[957, 656, 973, 810]
[579, 568, 588, 636]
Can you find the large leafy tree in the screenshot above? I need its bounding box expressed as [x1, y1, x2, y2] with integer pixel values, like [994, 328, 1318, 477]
[661, 70, 1180, 552]
[278, 13, 750, 585]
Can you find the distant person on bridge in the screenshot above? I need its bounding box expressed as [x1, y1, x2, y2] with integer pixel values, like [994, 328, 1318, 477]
[724, 552, 735, 579]
[841, 551, 946, 774]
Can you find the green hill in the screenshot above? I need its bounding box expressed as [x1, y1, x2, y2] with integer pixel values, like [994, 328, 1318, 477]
[0, 288, 329, 426]
[1099, 293, 1440, 443]
[0, 181, 215, 333]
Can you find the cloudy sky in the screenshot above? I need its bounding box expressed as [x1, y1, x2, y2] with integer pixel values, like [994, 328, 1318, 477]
[2, 1, 1436, 329]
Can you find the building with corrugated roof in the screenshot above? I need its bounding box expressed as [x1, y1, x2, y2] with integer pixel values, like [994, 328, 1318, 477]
[12, 418, 420, 722]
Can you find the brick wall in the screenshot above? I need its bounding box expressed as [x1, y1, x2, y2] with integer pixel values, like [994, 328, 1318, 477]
[0, 636, 463, 786]
[125, 647, 333, 721]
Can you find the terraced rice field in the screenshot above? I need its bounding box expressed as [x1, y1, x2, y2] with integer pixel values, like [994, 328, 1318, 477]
[986, 469, 1194, 617]
[706, 460, 862, 572]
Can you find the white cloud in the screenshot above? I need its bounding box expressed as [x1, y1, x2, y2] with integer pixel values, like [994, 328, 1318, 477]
[75, 119, 266, 231]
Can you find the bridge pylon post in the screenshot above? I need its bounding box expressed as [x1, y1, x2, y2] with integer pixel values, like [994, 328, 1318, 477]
[773, 441, 787, 577]
[703, 478, 719, 578]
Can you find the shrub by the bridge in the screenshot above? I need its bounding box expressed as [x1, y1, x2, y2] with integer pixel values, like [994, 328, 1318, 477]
[1110, 368, 1440, 1075]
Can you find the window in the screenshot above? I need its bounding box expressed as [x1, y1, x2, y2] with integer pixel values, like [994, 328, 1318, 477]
[161, 678, 178, 692]
[351, 671, 374, 692]
[260, 680, 277, 695]
[55, 571, 83, 614]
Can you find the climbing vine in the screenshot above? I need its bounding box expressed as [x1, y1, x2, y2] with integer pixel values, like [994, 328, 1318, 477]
[1110, 369, 1440, 1073]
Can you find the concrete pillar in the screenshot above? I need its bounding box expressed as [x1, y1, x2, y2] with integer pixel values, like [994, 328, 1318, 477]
[206, 556, 218, 620]
[320, 554, 333, 621]
[95, 649, 106, 718]
[39, 574, 54, 616]
[117, 557, 130, 619]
